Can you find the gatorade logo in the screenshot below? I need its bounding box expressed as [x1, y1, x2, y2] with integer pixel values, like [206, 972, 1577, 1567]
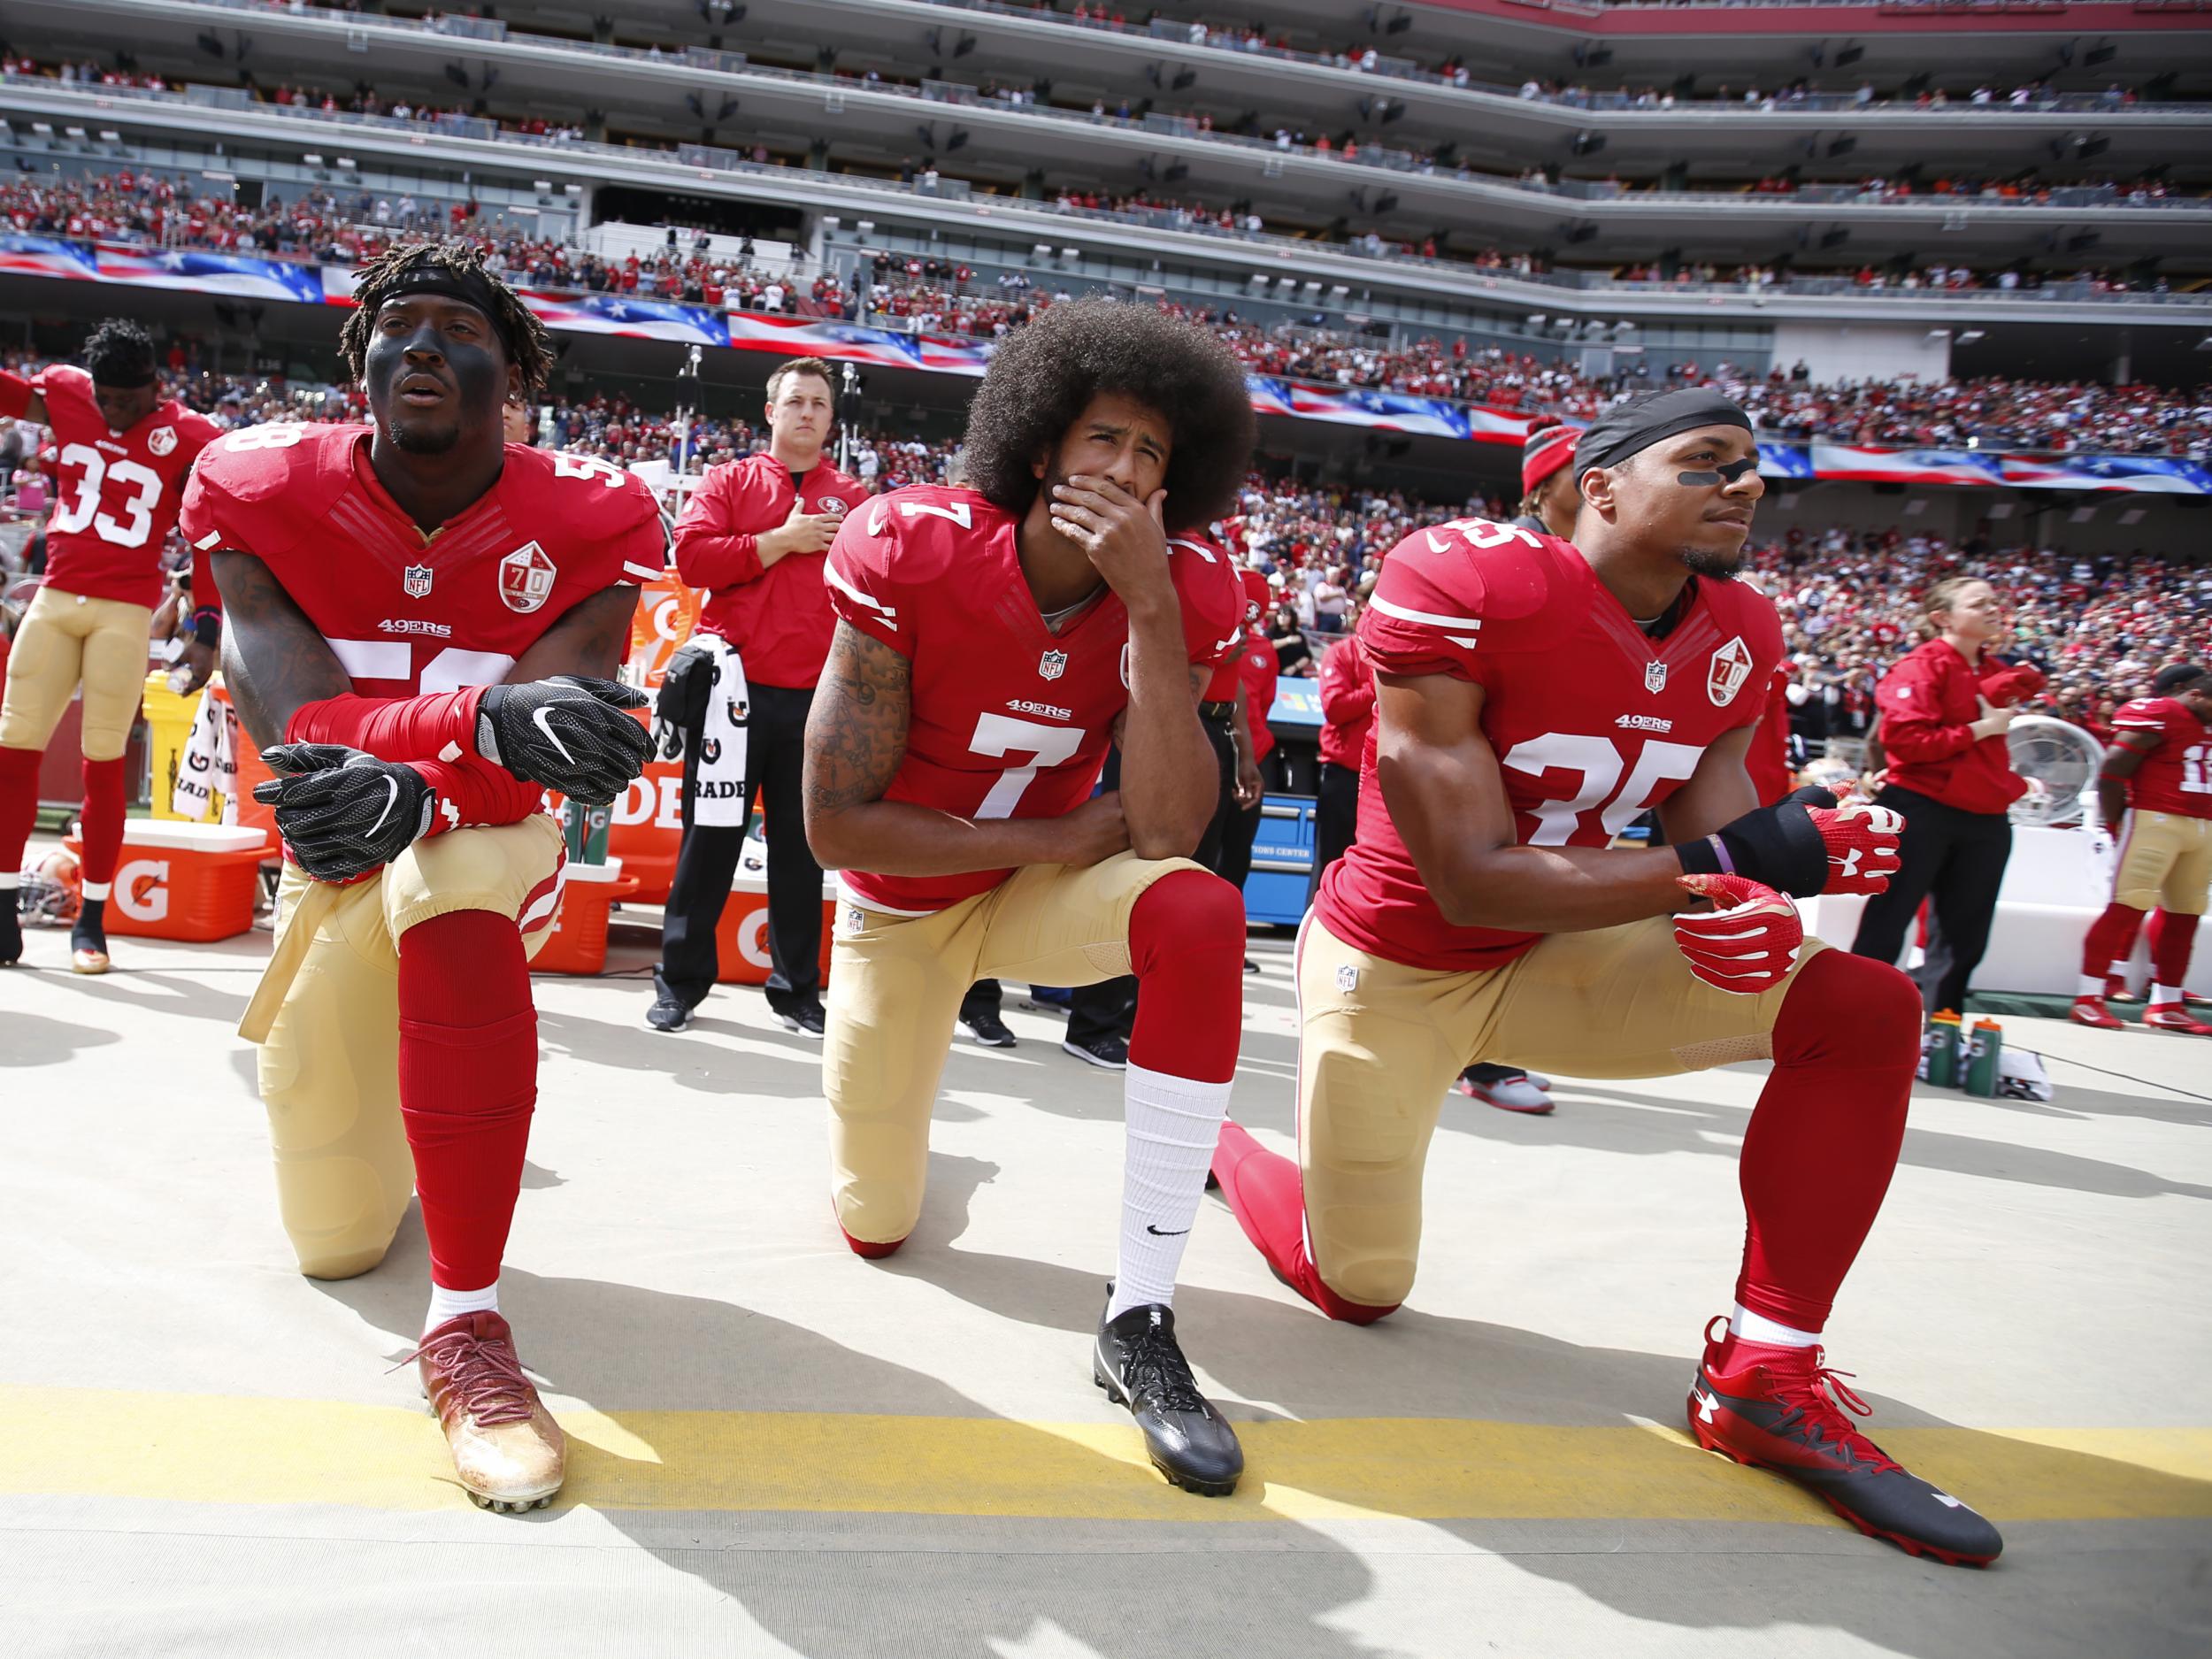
[115, 858, 171, 924]
[612, 770, 686, 831]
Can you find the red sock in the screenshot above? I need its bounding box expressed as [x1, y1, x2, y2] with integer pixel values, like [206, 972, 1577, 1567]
[2147, 910, 2199, 992]
[2081, 902, 2146, 980]
[1210, 1120, 1397, 1325]
[1735, 949, 1921, 1333]
[396, 909, 538, 1291]
[0, 745, 40, 875]
[1126, 869, 1245, 1084]
[76, 757, 127, 894]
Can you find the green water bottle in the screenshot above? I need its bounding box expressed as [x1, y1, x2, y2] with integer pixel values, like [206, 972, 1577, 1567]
[1924, 1010, 1963, 1087]
[1963, 1019, 2004, 1098]
[560, 796, 612, 866]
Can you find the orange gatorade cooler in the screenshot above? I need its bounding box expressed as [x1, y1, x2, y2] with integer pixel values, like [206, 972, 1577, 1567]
[532, 856, 640, 977]
[607, 757, 687, 904]
[65, 820, 269, 942]
[713, 866, 835, 987]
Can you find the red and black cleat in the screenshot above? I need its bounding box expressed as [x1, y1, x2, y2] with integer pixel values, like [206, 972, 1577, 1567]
[1686, 1317, 2002, 1567]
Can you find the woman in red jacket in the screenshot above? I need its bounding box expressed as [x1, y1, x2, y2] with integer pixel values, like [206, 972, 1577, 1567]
[1850, 578, 2045, 1014]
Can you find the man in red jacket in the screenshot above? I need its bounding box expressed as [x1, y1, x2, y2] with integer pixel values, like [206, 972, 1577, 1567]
[649, 357, 869, 1033]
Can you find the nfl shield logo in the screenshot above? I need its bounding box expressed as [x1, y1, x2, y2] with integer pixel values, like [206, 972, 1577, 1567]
[497, 541, 558, 614]
[403, 564, 434, 599]
[146, 426, 177, 457]
[1644, 660, 1668, 694]
[1039, 649, 1068, 681]
[1707, 636, 1755, 707]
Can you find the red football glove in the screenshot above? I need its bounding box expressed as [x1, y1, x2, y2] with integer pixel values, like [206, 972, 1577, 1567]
[1808, 800, 1902, 895]
[1673, 873, 1803, 995]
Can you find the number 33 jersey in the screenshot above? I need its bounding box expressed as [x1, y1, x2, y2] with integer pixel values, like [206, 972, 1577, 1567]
[180, 422, 667, 697]
[1317, 518, 1784, 972]
[824, 483, 1243, 916]
[33, 365, 222, 609]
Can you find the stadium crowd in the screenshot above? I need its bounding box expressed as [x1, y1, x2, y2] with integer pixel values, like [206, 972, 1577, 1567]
[1, 352, 2203, 746]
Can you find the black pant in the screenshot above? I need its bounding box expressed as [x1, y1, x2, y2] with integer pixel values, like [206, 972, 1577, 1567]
[1848, 784, 2012, 1016]
[656, 680, 824, 1013]
[1066, 718, 1239, 1048]
[1308, 758, 1360, 910]
[960, 980, 1001, 1023]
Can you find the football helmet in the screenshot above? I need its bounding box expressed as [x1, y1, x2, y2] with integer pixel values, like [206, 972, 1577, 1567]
[18, 848, 82, 926]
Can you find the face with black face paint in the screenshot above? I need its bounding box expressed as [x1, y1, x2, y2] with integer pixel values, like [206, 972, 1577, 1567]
[364, 293, 516, 456]
[1583, 424, 1763, 579]
[91, 380, 159, 434]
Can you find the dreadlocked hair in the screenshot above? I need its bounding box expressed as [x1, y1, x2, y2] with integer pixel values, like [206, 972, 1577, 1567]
[337, 240, 551, 397]
[82, 318, 157, 388]
[960, 296, 1255, 532]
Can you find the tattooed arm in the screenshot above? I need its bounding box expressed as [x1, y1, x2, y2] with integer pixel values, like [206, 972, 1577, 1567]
[803, 621, 1130, 875]
[211, 550, 354, 753]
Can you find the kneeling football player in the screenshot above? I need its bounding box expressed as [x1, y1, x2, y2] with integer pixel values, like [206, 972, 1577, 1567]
[803, 299, 1252, 1495]
[185, 242, 662, 1510]
[1211, 389, 2003, 1565]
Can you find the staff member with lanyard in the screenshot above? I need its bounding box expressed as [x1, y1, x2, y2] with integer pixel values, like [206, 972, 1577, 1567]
[648, 357, 868, 1034]
[1849, 577, 2044, 1016]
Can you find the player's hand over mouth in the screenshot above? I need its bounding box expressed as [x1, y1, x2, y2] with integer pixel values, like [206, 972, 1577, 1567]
[1049, 476, 1173, 609]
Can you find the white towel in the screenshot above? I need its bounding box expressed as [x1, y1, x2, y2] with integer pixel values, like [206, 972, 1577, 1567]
[693, 636, 752, 828]
[173, 692, 238, 825]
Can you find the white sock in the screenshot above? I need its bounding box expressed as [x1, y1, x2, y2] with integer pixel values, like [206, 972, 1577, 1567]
[1106, 1063, 1233, 1320]
[1729, 1303, 1820, 1348]
[0, 871, 18, 889]
[2109, 960, 2131, 978]
[79, 879, 110, 902]
[425, 1278, 499, 1334]
[2080, 973, 2108, 998]
[2153, 984, 2184, 1005]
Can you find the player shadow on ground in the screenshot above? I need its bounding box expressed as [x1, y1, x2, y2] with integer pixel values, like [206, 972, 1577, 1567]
[0, 1011, 119, 1066]
[304, 1245, 1386, 1659]
[1425, 1074, 2212, 1203]
[1961, 1075, 2212, 1130]
[893, 1242, 2212, 1659]
[12, 962, 250, 1028]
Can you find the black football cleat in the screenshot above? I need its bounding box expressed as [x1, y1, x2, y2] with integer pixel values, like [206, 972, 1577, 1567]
[1094, 1289, 1243, 1497]
[1688, 1317, 2002, 1567]
[960, 1010, 1018, 1048]
[1061, 1031, 1129, 1070]
[774, 997, 828, 1039]
[645, 993, 693, 1033]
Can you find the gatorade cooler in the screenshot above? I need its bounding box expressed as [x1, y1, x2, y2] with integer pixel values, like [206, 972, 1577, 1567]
[63, 820, 268, 941]
[714, 867, 836, 987]
[142, 670, 201, 823]
[532, 856, 639, 976]
[607, 757, 687, 904]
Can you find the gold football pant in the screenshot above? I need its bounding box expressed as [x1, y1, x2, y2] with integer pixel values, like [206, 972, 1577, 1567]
[826, 850, 1206, 1247]
[0, 585, 150, 760]
[2114, 810, 2212, 916]
[249, 815, 565, 1279]
[1294, 911, 1824, 1310]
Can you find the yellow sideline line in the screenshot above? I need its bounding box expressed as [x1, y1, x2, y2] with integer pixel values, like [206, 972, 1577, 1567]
[1, 1386, 2207, 1524]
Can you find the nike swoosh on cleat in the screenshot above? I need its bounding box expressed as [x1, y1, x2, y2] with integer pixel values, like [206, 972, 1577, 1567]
[1145, 1225, 1189, 1236]
[531, 705, 578, 765]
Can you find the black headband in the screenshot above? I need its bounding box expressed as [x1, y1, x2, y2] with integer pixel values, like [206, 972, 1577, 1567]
[375, 265, 516, 352]
[1576, 388, 1752, 473]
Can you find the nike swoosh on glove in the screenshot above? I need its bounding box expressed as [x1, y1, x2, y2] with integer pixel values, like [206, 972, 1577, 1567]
[254, 742, 436, 882]
[1673, 873, 1803, 995]
[476, 675, 652, 804]
[1809, 800, 1901, 895]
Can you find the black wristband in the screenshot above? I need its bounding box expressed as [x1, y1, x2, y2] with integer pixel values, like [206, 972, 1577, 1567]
[191, 608, 221, 649]
[1674, 834, 1730, 879]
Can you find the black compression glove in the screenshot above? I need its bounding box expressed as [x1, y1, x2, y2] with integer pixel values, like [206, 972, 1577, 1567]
[255, 743, 436, 882]
[475, 675, 652, 804]
[1674, 784, 1839, 898]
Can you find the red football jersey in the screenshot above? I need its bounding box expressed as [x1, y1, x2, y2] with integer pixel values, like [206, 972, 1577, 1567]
[1234, 623, 1279, 764]
[180, 423, 666, 699]
[824, 484, 1243, 915]
[1317, 518, 1785, 972]
[35, 365, 220, 608]
[2112, 696, 2212, 819]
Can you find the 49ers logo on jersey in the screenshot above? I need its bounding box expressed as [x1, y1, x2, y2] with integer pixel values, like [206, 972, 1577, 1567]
[497, 541, 557, 614]
[1707, 636, 1754, 708]
[146, 425, 178, 458]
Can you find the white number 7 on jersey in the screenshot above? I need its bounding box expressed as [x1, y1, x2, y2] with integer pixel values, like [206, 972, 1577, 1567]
[969, 712, 1086, 818]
